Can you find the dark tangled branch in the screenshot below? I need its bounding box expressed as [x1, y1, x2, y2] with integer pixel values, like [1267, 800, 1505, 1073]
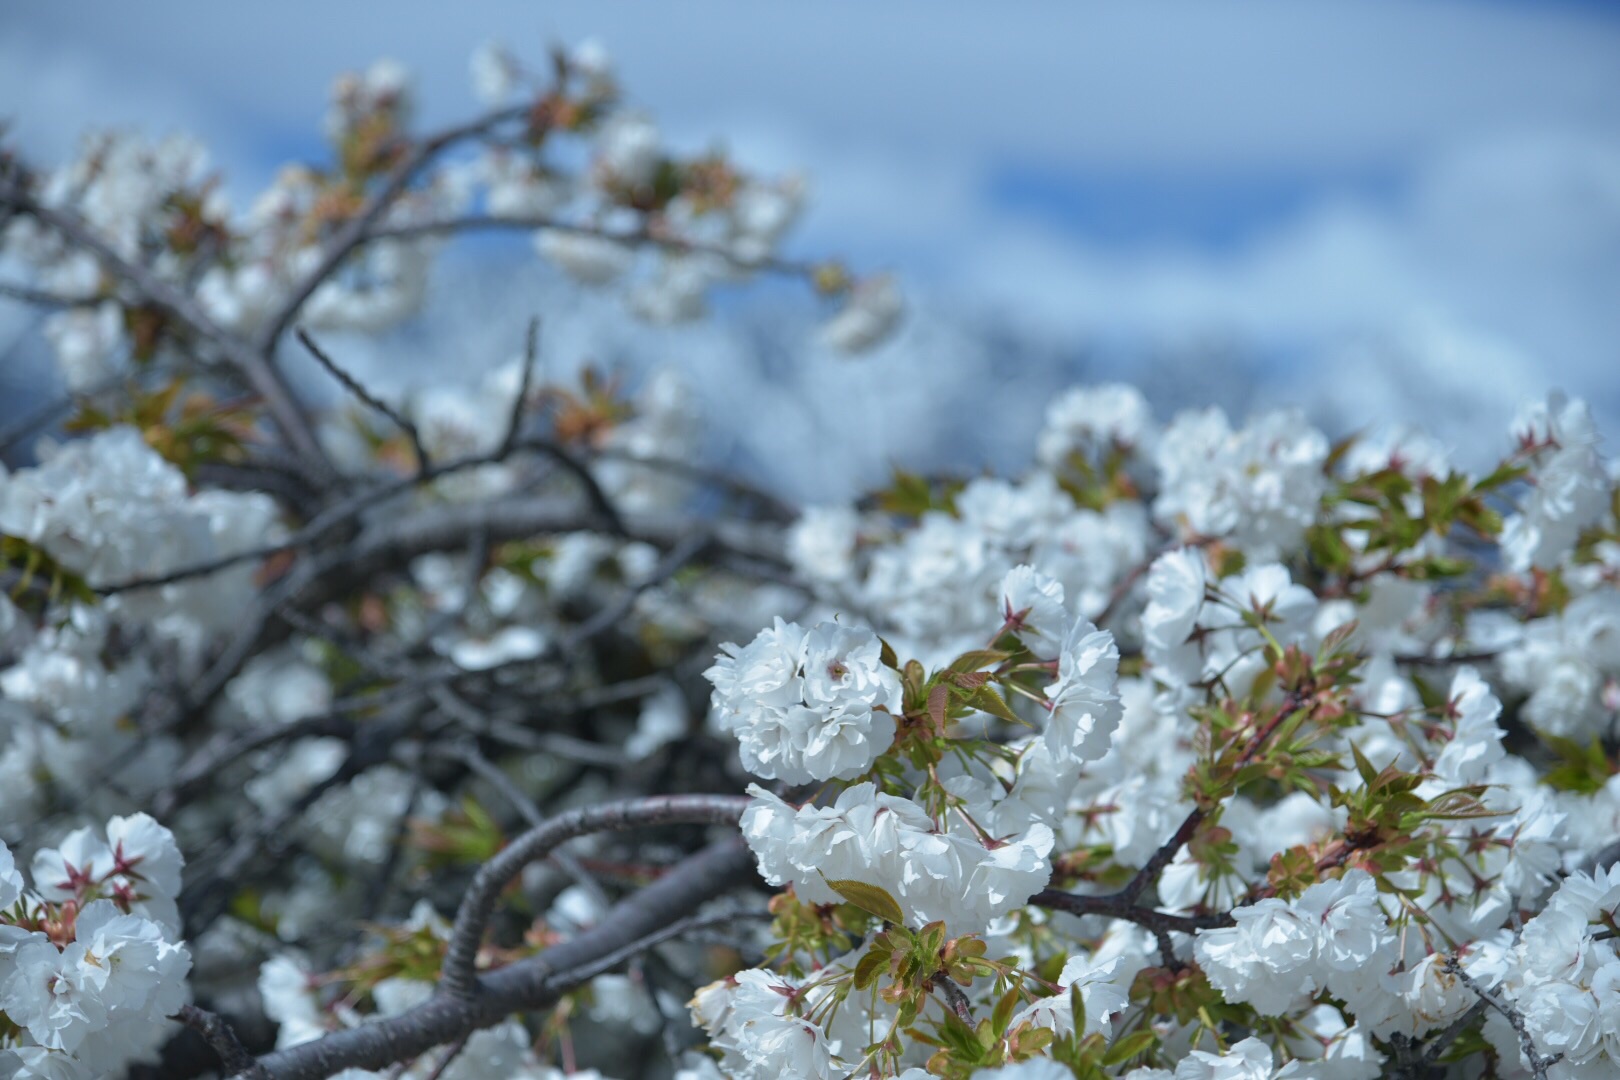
[438, 793, 751, 999]
[235, 839, 756, 1080]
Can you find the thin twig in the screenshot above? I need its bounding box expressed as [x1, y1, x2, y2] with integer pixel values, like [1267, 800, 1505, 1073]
[1422, 1000, 1487, 1067]
[1029, 889, 1233, 936]
[254, 106, 529, 354]
[419, 1035, 469, 1080]
[296, 328, 427, 473]
[1442, 955, 1559, 1080]
[499, 317, 539, 457]
[441, 737, 611, 908]
[0, 278, 100, 308]
[1391, 650, 1500, 668]
[370, 214, 820, 280]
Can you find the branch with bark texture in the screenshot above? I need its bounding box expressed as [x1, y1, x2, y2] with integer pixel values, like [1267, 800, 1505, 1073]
[438, 794, 751, 999]
[233, 839, 756, 1080]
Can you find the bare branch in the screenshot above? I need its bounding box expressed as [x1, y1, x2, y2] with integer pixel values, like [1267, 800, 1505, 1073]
[238, 839, 756, 1080]
[0, 278, 100, 308]
[1029, 889, 1233, 937]
[499, 317, 539, 458]
[418, 1034, 469, 1080]
[368, 214, 821, 280]
[176, 1004, 268, 1079]
[0, 369, 133, 455]
[530, 437, 627, 536]
[296, 328, 427, 472]
[153, 712, 356, 817]
[254, 106, 529, 354]
[585, 446, 799, 524]
[1442, 955, 1559, 1080]
[440, 737, 610, 907]
[439, 793, 750, 999]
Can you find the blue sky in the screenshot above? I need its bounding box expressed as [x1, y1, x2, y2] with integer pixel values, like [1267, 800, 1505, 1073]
[4, 1, 1620, 497]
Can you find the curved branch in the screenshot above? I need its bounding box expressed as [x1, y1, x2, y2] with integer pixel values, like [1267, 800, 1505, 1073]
[439, 793, 750, 998]
[176, 1005, 267, 1079]
[296, 328, 427, 472]
[369, 213, 820, 279]
[238, 839, 756, 1080]
[253, 106, 528, 354]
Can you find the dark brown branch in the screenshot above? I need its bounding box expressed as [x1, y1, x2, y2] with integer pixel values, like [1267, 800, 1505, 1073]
[254, 106, 529, 354]
[439, 793, 750, 999]
[1029, 889, 1233, 936]
[1110, 690, 1307, 906]
[1391, 650, 1500, 668]
[499, 317, 539, 458]
[176, 1004, 268, 1079]
[237, 839, 756, 1080]
[296, 328, 427, 472]
[531, 439, 626, 536]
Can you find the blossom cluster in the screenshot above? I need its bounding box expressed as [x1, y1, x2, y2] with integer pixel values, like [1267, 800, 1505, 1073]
[705, 619, 903, 782]
[702, 382, 1620, 1078]
[0, 816, 190, 1078]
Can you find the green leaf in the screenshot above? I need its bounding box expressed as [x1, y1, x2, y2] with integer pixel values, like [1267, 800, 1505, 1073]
[820, 875, 906, 925]
[1306, 524, 1353, 574]
[852, 947, 888, 991]
[968, 685, 1023, 725]
[1069, 983, 1086, 1039]
[1103, 1029, 1158, 1066]
[1473, 461, 1529, 493]
[937, 1009, 980, 1056]
[992, 986, 1022, 1036]
[1349, 742, 1378, 787]
[949, 649, 1012, 673]
[1540, 734, 1614, 795]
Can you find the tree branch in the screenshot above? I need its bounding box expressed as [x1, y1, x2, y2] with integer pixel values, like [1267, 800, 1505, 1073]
[439, 793, 750, 999]
[1029, 889, 1233, 936]
[1442, 955, 1559, 1080]
[177, 1004, 268, 1079]
[296, 328, 427, 472]
[253, 106, 528, 354]
[238, 839, 756, 1080]
[368, 213, 820, 280]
